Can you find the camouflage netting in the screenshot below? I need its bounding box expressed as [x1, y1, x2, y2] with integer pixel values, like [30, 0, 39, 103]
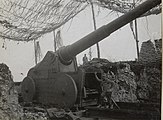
[0, 0, 161, 42]
[0, 0, 87, 41]
[92, 0, 161, 16]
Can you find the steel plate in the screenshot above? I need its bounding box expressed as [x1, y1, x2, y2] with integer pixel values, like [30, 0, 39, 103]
[45, 73, 78, 108]
[21, 76, 35, 102]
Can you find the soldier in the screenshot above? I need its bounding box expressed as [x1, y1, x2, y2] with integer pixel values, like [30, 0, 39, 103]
[95, 67, 115, 108]
[82, 54, 88, 65]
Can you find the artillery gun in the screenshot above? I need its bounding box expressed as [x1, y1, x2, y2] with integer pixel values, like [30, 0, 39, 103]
[21, 0, 161, 109]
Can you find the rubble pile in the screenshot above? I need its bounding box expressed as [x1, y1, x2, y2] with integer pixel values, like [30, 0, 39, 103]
[136, 39, 161, 102]
[0, 63, 13, 81]
[136, 67, 161, 102]
[82, 58, 161, 103]
[46, 108, 81, 120]
[139, 40, 162, 63]
[112, 63, 138, 102]
[0, 63, 22, 120]
[0, 63, 49, 120]
[23, 107, 48, 120]
[81, 58, 117, 75]
[82, 58, 113, 69]
[82, 60, 138, 102]
[154, 39, 162, 61]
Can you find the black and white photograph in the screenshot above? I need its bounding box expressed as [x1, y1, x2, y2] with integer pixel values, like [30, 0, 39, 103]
[0, 0, 161, 119]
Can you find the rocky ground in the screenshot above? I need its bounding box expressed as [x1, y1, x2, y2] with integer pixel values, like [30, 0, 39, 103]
[0, 63, 49, 120]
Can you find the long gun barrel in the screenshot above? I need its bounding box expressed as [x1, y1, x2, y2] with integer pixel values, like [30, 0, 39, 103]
[58, 0, 161, 64]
